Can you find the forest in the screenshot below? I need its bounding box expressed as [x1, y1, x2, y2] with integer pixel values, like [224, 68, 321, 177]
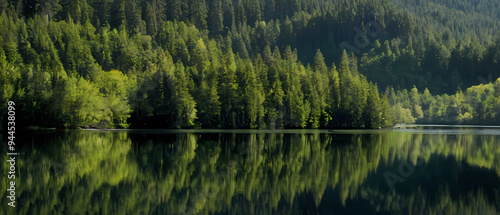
[0, 0, 499, 129]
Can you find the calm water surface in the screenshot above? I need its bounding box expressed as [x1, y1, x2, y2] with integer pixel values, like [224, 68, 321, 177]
[1, 127, 500, 214]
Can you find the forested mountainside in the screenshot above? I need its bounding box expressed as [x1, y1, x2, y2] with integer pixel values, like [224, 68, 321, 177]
[0, 0, 499, 129]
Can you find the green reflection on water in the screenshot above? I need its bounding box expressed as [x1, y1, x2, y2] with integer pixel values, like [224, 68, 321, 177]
[1, 129, 500, 214]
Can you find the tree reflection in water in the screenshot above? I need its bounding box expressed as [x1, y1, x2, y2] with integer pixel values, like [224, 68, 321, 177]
[1, 130, 500, 214]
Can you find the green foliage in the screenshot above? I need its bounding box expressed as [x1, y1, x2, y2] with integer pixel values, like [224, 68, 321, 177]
[57, 76, 111, 128]
[386, 79, 500, 125]
[95, 70, 132, 128]
[2, 0, 499, 128]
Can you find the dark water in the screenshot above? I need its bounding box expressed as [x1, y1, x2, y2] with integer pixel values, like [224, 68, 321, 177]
[2, 128, 500, 214]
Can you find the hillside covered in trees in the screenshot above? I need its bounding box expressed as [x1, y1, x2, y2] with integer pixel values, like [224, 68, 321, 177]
[0, 0, 499, 129]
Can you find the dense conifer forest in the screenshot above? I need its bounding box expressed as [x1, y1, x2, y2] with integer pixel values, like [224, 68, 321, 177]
[0, 0, 499, 128]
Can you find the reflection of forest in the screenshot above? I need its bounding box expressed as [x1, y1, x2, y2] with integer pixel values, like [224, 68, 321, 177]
[1, 130, 500, 214]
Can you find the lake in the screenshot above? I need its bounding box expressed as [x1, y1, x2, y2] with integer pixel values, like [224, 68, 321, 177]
[2, 127, 500, 214]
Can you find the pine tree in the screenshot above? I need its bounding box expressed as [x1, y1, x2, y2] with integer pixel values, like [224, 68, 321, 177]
[172, 62, 197, 127]
[125, 0, 145, 34]
[37, 0, 62, 21]
[219, 51, 239, 128]
[189, 0, 208, 31]
[265, 62, 284, 128]
[110, 0, 126, 30]
[207, 0, 223, 35]
[196, 68, 221, 128]
[245, 0, 262, 26]
[145, 0, 166, 35]
[330, 63, 340, 109]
